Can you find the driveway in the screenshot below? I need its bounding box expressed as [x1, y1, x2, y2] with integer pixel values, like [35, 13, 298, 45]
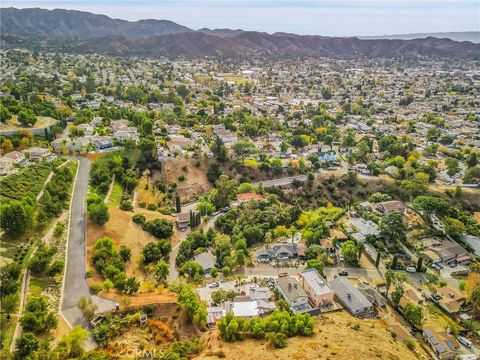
[61, 157, 116, 348]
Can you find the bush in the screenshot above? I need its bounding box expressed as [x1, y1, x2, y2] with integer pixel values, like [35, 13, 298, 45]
[143, 218, 173, 239]
[142, 240, 171, 264]
[268, 332, 287, 348]
[146, 203, 157, 211]
[88, 201, 110, 225]
[20, 297, 57, 334]
[90, 284, 102, 294]
[48, 260, 64, 276]
[119, 200, 133, 211]
[132, 213, 146, 225]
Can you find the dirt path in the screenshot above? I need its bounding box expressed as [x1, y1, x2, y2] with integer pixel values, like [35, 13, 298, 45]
[103, 175, 116, 204]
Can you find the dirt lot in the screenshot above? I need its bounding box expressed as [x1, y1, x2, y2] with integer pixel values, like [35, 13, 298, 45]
[197, 311, 426, 360]
[155, 158, 212, 203]
[86, 207, 180, 301]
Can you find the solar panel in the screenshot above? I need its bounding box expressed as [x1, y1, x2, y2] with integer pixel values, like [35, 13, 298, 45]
[435, 344, 446, 353]
[430, 337, 439, 345]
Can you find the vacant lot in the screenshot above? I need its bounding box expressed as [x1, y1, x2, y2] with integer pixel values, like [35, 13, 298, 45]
[0, 115, 57, 131]
[86, 207, 179, 300]
[197, 311, 427, 360]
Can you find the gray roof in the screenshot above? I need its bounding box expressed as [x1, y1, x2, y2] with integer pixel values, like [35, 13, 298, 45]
[275, 276, 308, 303]
[300, 268, 333, 296]
[193, 252, 217, 270]
[330, 277, 372, 313]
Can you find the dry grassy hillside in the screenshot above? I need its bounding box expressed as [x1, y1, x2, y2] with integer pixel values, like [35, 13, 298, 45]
[196, 312, 427, 360]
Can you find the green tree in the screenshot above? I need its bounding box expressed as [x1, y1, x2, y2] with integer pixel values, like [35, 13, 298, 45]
[20, 297, 57, 334]
[15, 332, 39, 358]
[305, 259, 325, 276]
[77, 296, 98, 321]
[341, 240, 359, 266]
[403, 303, 423, 328]
[0, 200, 35, 236]
[1, 293, 18, 318]
[175, 194, 181, 213]
[88, 201, 110, 225]
[380, 212, 407, 243]
[232, 140, 256, 163]
[0, 103, 12, 123]
[443, 217, 465, 240]
[401, 172, 429, 198]
[210, 136, 228, 162]
[57, 325, 89, 358]
[17, 109, 37, 127]
[412, 196, 451, 218]
[154, 260, 169, 283]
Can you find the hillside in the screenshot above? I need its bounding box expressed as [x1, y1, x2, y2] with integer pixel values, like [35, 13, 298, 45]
[0, 7, 192, 37]
[1, 8, 480, 59]
[360, 31, 480, 44]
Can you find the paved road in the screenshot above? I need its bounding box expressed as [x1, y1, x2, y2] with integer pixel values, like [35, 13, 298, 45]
[61, 157, 116, 349]
[259, 175, 308, 187]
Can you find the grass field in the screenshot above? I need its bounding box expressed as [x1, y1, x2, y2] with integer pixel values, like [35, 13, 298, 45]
[0, 115, 57, 131]
[107, 181, 124, 207]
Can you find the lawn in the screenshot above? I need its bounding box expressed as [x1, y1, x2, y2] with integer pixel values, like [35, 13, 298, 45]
[28, 278, 48, 298]
[107, 181, 124, 207]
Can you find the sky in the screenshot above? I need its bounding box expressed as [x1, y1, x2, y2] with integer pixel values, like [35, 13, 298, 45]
[2, 0, 479, 36]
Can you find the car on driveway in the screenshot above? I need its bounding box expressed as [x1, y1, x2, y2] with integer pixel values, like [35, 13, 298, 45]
[338, 271, 348, 276]
[458, 336, 472, 348]
[406, 266, 416, 273]
[207, 282, 220, 288]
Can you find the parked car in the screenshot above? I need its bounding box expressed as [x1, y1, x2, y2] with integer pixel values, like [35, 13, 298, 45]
[208, 282, 220, 288]
[406, 266, 416, 273]
[457, 336, 472, 348]
[338, 271, 348, 276]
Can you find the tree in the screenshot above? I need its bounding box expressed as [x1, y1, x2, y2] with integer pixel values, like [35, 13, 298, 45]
[15, 332, 39, 358]
[210, 136, 228, 162]
[88, 201, 110, 225]
[443, 217, 465, 240]
[416, 256, 423, 273]
[0, 200, 35, 236]
[1, 293, 18, 318]
[385, 269, 395, 296]
[144, 218, 173, 238]
[466, 152, 478, 168]
[118, 246, 132, 262]
[232, 140, 256, 163]
[102, 279, 113, 292]
[341, 240, 359, 266]
[463, 166, 480, 184]
[142, 240, 171, 264]
[391, 284, 404, 307]
[20, 297, 57, 334]
[180, 261, 204, 278]
[212, 175, 237, 209]
[375, 253, 381, 268]
[1, 138, 13, 152]
[175, 194, 181, 213]
[412, 196, 451, 218]
[305, 259, 325, 276]
[154, 260, 169, 283]
[401, 172, 429, 198]
[17, 109, 37, 127]
[380, 212, 407, 243]
[56, 325, 89, 358]
[445, 157, 459, 176]
[403, 303, 423, 328]
[0, 103, 12, 123]
[78, 296, 98, 321]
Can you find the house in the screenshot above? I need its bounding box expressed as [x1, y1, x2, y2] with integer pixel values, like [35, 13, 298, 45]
[275, 276, 311, 313]
[224, 299, 261, 318]
[77, 123, 94, 136]
[193, 252, 217, 274]
[375, 200, 405, 215]
[436, 285, 466, 314]
[176, 212, 191, 230]
[428, 239, 470, 263]
[357, 284, 386, 308]
[459, 234, 480, 256]
[249, 286, 271, 301]
[0, 156, 15, 175]
[329, 277, 373, 316]
[4, 151, 26, 166]
[298, 268, 334, 307]
[423, 329, 458, 360]
[92, 136, 113, 150]
[22, 147, 52, 162]
[113, 128, 139, 143]
[256, 243, 298, 262]
[207, 307, 225, 325]
[349, 218, 380, 237]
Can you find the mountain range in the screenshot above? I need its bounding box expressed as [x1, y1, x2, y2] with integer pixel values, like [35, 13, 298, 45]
[1, 7, 479, 59]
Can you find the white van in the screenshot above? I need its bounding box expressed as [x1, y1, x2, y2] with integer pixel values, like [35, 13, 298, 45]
[406, 266, 416, 273]
[457, 336, 472, 348]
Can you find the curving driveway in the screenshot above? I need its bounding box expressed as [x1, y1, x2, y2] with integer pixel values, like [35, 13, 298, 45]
[61, 157, 116, 348]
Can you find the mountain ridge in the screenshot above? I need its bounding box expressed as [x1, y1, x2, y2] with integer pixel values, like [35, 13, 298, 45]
[1, 7, 479, 59]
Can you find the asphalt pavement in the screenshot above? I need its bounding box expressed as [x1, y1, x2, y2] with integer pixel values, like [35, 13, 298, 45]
[61, 157, 116, 349]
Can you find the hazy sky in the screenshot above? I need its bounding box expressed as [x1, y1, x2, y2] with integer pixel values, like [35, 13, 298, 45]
[3, 0, 479, 36]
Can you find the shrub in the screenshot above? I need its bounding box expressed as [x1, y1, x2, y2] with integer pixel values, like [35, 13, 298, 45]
[143, 218, 173, 239]
[268, 332, 287, 348]
[132, 213, 146, 225]
[120, 200, 133, 211]
[20, 297, 57, 334]
[90, 284, 102, 294]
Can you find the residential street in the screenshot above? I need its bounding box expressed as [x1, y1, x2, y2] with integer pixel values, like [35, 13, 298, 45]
[61, 157, 116, 349]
